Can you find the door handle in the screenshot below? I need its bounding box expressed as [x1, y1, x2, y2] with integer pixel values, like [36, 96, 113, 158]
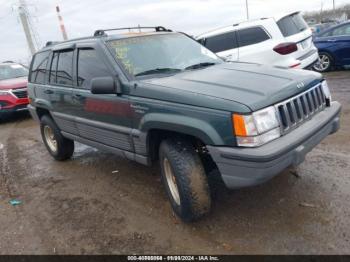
[72, 93, 85, 101]
[327, 39, 337, 42]
[44, 89, 54, 94]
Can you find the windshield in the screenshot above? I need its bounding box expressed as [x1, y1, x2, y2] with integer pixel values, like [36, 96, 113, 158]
[108, 33, 222, 77]
[0, 64, 28, 81]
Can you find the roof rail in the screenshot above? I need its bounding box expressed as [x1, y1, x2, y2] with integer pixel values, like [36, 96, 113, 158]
[93, 26, 172, 37]
[45, 41, 60, 47]
[2, 60, 14, 63]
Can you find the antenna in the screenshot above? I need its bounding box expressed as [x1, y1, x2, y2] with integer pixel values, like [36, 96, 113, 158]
[56, 5, 68, 40]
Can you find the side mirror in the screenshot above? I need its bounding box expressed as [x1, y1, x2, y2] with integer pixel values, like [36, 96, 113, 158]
[90, 76, 122, 95]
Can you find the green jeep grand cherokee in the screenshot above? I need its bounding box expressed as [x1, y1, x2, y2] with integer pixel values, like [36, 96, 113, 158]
[28, 27, 341, 222]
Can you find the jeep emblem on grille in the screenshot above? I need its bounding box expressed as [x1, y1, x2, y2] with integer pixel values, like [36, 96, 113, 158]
[297, 82, 305, 89]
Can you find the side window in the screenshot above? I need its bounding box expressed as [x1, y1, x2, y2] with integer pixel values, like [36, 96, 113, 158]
[49, 50, 73, 86]
[30, 51, 49, 84]
[204, 31, 237, 53]
[237, 27, 270, 48]
[56, 51, 73, 86]
[331, 24, 350, 36]
[321, 31, 332, 37]
[49, 52, 58, 84]
[77, 48, 111, 89]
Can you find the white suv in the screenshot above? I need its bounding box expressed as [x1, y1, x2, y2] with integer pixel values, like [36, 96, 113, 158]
[196, 12, 319, 69]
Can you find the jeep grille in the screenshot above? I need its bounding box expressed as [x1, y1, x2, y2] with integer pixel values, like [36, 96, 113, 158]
[275, 84, 326, 135]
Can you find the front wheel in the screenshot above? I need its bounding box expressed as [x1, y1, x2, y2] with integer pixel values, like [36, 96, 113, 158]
[159, 138, 211, 222]
[40, 115, 74, 161]
[313, 52, 333, 72]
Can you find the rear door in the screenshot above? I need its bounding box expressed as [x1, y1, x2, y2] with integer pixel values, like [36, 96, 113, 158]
[201, 31, 239, 61]
[46, 46, 78, 135]
[236, 26, 271, 63]
[70, 43, 134, 152]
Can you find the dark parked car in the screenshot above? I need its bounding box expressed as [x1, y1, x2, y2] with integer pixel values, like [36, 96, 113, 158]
[313, 21, 350, 72]
[28, 27, 341, 222]
[0, 62, 29, 118]
[310, 22, 337, 36]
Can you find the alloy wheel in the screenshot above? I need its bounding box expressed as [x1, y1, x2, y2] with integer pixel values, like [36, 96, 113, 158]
[43, 125, 58, 152]
[163, 157, 181, 205]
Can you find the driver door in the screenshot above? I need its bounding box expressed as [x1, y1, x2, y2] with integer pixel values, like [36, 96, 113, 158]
[70, 43, 134, 152]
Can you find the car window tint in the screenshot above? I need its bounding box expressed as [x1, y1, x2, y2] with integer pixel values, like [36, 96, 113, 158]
[332, 24, 350, 36]
[49, 52, 59, 84]
[204, 31, 237, 53]
[237, 27, 270, 47]
[56, 51, 73, 86]
[277, 13, 308, 37]
[77, 49, 111, 89]
[30, 51, 49, 84]
[320, 30, 332, 37]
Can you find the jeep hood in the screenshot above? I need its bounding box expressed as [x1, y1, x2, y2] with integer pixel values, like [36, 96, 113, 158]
[141, 62, 322, 112]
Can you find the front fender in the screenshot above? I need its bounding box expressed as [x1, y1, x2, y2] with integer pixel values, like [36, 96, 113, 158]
[139, 113, 225, 145]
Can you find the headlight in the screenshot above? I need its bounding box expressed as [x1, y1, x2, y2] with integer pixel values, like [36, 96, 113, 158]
[321, 80, 332, 105]
[233, 106, 281, 147]
[0, 90, 10, 96]
[252, 106, 279, 133]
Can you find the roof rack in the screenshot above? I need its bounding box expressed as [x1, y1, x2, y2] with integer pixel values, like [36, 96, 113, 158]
[93, 26, 172, 37]
[46, 41, 60, 47]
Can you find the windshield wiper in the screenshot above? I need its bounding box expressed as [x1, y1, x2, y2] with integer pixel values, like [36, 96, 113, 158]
[135, 68, 182, 77]
[185, 62, 217, 70]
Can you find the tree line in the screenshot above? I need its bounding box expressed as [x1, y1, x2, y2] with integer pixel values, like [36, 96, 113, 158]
[303, 4, 350, 23]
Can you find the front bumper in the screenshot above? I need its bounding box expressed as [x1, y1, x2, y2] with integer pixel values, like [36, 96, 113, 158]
[0, 94, 29, 114]
[207, 101, 341, 189]
[0, 103, 28, 114]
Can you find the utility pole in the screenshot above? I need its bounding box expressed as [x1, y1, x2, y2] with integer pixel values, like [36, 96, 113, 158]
[18, 0, 36, 55]
[245, 0, 249, 20]
[56, 6, 68, 40]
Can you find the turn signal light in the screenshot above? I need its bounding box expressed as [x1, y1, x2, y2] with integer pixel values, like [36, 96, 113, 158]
[232, 114, 247, 136]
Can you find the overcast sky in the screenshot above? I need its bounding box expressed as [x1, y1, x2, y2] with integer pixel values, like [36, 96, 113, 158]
[0, 0, 349, 63]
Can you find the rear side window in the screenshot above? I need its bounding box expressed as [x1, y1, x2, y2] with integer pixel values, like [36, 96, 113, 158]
[277, 13, 308, 37]
[77, 49, 111, 89]
[30, 51, 49, 84]
[203, 31, 238, 53]
[49, 50, 74, 86]
[237, 27, 270, 47]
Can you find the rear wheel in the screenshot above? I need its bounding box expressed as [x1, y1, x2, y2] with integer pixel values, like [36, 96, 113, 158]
[313, 52, 333, 72]
[159, 138, 211, 222]
[40, 115, 74, 161]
